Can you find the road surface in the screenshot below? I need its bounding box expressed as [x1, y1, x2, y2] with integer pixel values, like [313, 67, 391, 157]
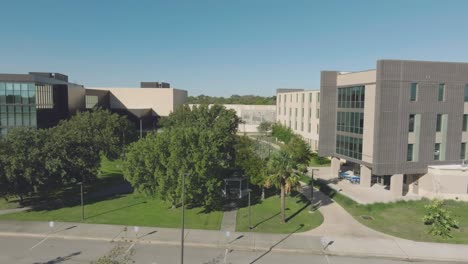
[0, 235, 461, 264]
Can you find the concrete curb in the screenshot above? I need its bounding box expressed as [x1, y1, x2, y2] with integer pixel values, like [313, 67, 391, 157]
[0, 231, 465, 263]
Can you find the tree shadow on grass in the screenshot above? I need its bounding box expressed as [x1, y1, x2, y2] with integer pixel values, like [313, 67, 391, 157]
[84, 200, 146, 220]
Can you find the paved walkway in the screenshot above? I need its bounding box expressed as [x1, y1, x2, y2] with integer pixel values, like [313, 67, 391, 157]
[220, 208, 238, 232]
[0, 221, 467, 262]
[297, 184, 390, 238]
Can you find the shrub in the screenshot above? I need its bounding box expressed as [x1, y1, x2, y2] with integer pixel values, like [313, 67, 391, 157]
[423, 199, 459, 239]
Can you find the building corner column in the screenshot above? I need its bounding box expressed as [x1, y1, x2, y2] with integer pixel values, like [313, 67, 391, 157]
[330, 157, 340, 178]
[360, 165, 372, 187]
[390, 174, 404, 197]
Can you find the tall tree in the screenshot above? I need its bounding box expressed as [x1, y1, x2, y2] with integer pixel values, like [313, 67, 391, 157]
[265, 150, 301, 223]
[123, 105, 241, 210]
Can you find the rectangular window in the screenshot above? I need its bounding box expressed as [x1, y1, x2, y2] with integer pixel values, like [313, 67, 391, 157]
[464, 114, 468, 132]
[407, 144, 414, 161]
[309, 93, 312, 103]
[438, 84, 445, 102]
[316, 108, 320, 119]
[301, 122, 303, 131]
[434, 143, 441, 160]
[308, 123, 311, 132]
[465, 85, 468, 102]
[317, 93, 320, 103]
[301, 108, 304, 117]
[410, 83, 418, 101]
[436, 114, 442, 132]
[409, 114, 415, 132]
[461, 143, 466, 160]
[295, 108, 297, 117]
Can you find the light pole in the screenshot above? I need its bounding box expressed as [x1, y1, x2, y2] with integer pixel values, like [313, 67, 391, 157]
[309, 169, 318, 212]
[78, 182, 84, 221]
[248, 188, 252, 230]
[180, 173, 188, 264]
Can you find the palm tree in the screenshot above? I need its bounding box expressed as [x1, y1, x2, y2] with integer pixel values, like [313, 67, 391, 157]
[265, 150, 301, 223]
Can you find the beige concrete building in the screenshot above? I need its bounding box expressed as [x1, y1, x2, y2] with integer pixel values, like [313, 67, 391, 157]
[189, 104, 276, 134]
[319, 60, 468, 201]
[86, 87, 187, 117]
[276, 89, 321, 151]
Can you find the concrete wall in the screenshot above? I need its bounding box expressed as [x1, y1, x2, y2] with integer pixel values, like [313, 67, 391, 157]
[418, 165, 468, 201]
[88, 87, 188, 116]
[276, 90, 321, 151]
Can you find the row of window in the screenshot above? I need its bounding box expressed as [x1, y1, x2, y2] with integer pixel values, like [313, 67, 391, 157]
[336, 134, 363, 160]
[0, 82, 36, 105]
[337, 86, 365, 109]
[407, 142, 448, 161]
[284, 119, 319, 134]
[409, 83, 468, 102]
[277, 92, 320, 104]
[408, 113, 468, 133]
[336, 111, 364, 134]
[279, 107, 320, 119]
[0, 105, 37, 128]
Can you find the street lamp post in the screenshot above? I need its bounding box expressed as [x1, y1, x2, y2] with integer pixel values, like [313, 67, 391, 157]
[180, 173, 187, 264]
[309, 169, 318, 212]
[78, 182, 84, 221]
[248, 189, 252, 230]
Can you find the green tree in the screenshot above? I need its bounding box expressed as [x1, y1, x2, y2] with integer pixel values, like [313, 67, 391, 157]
[265, 150, 301, 223]
[234, 136, 268, 195]
[271, 123, 294, 144]
[423, 199, 459, 239]
[282, 136, 312, 166]
[123, 105, 241, 210]
[0, 128, 47, 203]
[257, 121, 272, 134]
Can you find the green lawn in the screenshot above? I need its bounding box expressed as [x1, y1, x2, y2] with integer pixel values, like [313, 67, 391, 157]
[316, 179, 468, 244]
[0, 157, 223, 230]
[236, 192, 323, 233]
[0, 193, 223, 230]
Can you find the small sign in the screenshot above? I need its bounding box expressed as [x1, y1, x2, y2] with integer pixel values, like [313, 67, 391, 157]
[49, 221, 54, 228]
[134, 226, 139, 233]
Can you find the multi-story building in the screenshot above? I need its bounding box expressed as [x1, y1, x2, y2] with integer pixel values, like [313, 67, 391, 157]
[0, 72, 85, 135]
[276, 89, 321, 151]
[0, 72, 187, 136]
[319, 59, 468, 200]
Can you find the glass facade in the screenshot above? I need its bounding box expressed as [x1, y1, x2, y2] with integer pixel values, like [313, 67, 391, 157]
[336, 86, 365, 160]
[337, 112, 364, 134]
[409, 114, 415, 132]
[434, 143, 441, 160]
[438, 84, 445, 101]
[461, 143, 466, 160]
[337, 86, 364, 108]
[436, 114, 442, 132]
[407, 144, 414, 161]
[336, 135, 363, 160]
[463, 114, 468, 132]
[465, 85, 468, 102]
[410, 83, 418, 101]
[0, 82, 37, 135]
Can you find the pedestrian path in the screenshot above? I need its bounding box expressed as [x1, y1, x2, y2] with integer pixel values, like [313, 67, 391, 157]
[220, 208, 238, 233]
[297, 184, 390, 238]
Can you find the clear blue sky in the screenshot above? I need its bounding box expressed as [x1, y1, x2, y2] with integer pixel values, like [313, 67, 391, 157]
[1, 0, 467, 96]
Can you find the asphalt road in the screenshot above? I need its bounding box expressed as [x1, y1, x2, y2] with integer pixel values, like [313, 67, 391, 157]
[0, 236, 461, 264]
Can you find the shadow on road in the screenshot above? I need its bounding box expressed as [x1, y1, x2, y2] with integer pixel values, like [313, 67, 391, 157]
[249, 224, 305, 264]
[33, 251, 81, 264]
